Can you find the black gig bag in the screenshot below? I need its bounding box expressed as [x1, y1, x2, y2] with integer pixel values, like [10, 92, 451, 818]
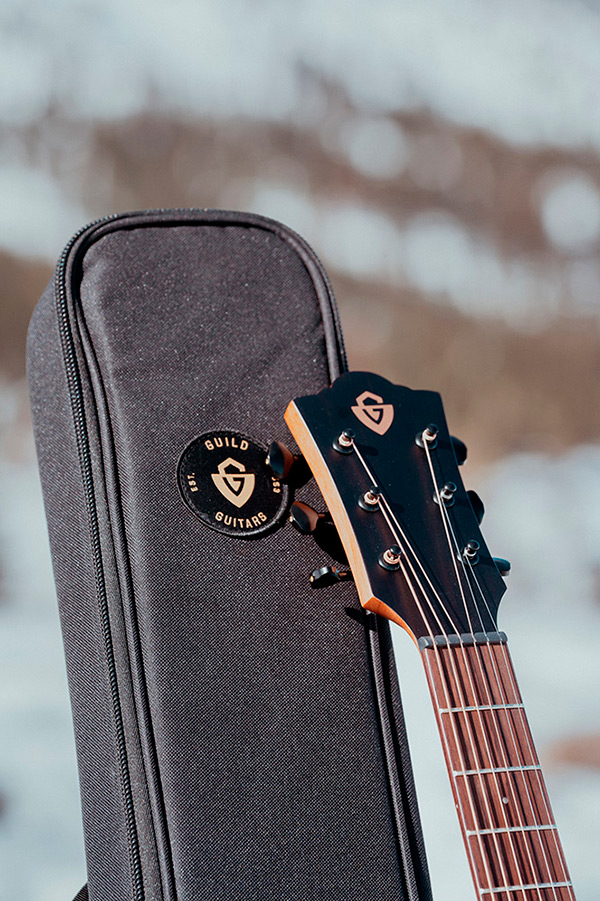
[27, 210, 432, 901]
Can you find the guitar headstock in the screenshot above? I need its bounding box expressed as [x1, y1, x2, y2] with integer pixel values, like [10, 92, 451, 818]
[285, 372, 508, 646]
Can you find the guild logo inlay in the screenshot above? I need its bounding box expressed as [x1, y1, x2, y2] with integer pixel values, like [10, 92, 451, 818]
[351, 391, 394, 435]
[211, 457, 255, 508]
[177, 430, 289, 538]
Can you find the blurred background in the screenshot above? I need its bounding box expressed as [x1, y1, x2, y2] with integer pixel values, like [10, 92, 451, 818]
[1, 1, 599, 898]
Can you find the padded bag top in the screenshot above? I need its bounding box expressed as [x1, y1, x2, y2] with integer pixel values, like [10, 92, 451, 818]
[28, 210, 431, 901]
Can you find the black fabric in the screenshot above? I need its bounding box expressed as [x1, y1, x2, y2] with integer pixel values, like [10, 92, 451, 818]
[28, 210, 432, 901]
[73, 887, 89, 901]
[29, 282, 143, 901]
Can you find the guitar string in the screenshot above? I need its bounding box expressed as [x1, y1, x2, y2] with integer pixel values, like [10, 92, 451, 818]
[428, 466, 573, 898]
[333, 419, 572, 897]
[421, 442, 572, 896]
[376, 502, 499, 893]
[351, 443, 515, 894]
[386, 436, 572, 899]
[350, 444, 500, 891]
[450, 505, 574, 895]
[435, 500, 569, 898]
[418, 439, 538, 898]
[422, 441, 557, 900]
[353, 439, 560, 897]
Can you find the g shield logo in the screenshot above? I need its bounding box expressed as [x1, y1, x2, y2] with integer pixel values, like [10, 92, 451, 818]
[177, 430, 289, 538]
[351, 391, 394, 435]
[211, 458, 255, 508]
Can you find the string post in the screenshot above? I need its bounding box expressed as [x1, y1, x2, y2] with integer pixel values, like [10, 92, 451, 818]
[416, 422, 439, 449]
[333, 428, 355, 454]
[462, 539, 480, 565]
[358, 485, 382, 511]
[379, 544, 402, 571]
[435, 481, 457, 506]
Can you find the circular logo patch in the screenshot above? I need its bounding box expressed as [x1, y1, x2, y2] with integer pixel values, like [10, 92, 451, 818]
[177, 431, 289, 538]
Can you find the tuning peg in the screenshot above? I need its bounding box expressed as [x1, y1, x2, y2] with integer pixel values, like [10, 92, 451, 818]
[450, 436, 467, 466]
[266, 441, 311, 487]
[266, 440, 295, 479]
[290, 502, 348, 565]
[467, 489, 485, 525]
[310, 565, 354, 589]
[289, 501, 328, 535]
[493, 557, 511, 577]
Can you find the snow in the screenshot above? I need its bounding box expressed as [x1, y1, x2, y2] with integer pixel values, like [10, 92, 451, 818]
[2, 1, 600, 325]
[2, 0, 600, 149]
[1, 405, 599, 898]
[339, 117, 410, 180]
[249, 184, 573, 327]
[0, 459, 85, 901]
[538, 171, 600, 253]
[1, 1, 600, 893]
[0, 165, 87, 262]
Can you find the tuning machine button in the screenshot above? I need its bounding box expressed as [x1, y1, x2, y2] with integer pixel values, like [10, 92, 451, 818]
[310, 565, 354, 589]
[493, 557, 511, 577]
[467, 489, 485, 525]
[289, 502, 348, 565]
[450, 436, 467, 466]
[266, 441, 311, 487]
[289, 501, 328, 535]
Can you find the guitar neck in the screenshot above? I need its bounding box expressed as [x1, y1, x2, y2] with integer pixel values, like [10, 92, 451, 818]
[420, 637, 575, 900]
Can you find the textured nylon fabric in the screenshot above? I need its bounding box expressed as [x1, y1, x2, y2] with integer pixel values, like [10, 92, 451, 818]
[28, 287, 139, 901]
[29, 212, 432, 901]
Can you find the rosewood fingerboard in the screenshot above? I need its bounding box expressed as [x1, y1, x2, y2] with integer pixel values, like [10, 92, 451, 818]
[421, 640, 575, 901]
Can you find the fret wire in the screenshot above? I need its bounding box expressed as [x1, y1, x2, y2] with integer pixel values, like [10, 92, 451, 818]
[422, 443, 540, 896]
[440, 703, 525, 714]
[454, 765, 542, 777]
[420, 651, 497, 882]
[496, 646, 574, 897]
[468, 825, 558, 837]
[424, 654, 556, 885]
[455, 645, 565, 895]
[429, 440, 573, 898]
[480, 882, 573, 895]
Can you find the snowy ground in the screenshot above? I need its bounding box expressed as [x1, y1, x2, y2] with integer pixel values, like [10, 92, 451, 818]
[1, 422, 599, 900]
[0, 457, 85, 901]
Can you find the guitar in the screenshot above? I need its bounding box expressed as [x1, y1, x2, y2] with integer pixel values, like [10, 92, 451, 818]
[284, 371, 575, 901]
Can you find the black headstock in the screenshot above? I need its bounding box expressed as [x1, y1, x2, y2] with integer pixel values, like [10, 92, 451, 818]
[285, 372, 507, 646]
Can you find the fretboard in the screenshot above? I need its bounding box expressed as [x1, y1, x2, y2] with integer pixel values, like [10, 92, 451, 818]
[421, 638, 575, 900]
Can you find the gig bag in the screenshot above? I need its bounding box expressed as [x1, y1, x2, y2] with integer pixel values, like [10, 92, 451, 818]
[27, 209, 432, 901]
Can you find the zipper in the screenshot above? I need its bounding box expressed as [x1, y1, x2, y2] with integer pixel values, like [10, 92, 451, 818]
[55, 213, 145, 901]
